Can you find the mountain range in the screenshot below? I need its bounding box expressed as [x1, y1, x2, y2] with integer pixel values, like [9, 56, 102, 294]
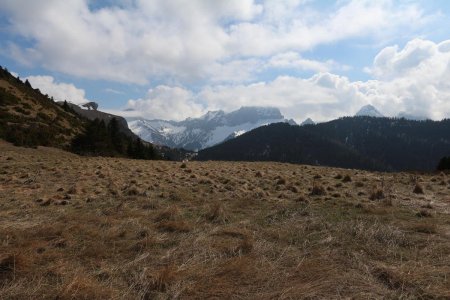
[127, 104, 431, 152]
[127, 106, 296, 151]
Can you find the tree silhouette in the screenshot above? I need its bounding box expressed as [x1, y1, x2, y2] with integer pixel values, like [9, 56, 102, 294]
[437, 157, 450, 171]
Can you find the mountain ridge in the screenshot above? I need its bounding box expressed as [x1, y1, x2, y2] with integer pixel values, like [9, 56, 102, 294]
[127, 106, 293, 151]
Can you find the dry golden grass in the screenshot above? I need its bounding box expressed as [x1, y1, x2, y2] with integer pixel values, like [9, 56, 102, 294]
[0, 140, 449, 299]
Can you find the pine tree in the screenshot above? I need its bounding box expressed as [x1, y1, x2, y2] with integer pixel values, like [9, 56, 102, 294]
[108, 117, 123, 154]
[24, 79, 32, 88]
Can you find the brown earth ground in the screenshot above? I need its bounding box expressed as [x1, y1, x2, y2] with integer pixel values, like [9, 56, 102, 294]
[0, 140, 449, 299]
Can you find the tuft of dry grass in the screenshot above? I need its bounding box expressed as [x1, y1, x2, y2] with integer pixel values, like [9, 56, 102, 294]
[411, 223, 437, 234]
[155, 205, 181, 222]
[342, 174, 352, 182]
[416, 210, 432, 218]
[0, 255, 18, 281]
[157, 220, 191, 232]
[369, 186, 385, 200]
[413, 183, 424, 194]
[310, 181, 326, 196]
[275, 177, 286, 185]
[205, 202, 229, 224]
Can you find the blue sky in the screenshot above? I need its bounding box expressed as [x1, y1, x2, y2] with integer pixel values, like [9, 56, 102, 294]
[1, 0, 450, 122]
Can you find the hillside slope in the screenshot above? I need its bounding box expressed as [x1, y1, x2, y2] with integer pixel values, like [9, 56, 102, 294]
[198, 122, 384, 170]
[197, 118, 450, 171]
[0, 66, 84, 147]
[0, 66, 163, 160]
[59, 101, 136, 139]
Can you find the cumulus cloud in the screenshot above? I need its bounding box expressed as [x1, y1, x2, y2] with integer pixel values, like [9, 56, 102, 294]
[0, 0, 427, 84]
[26, 75, 90, 105]
[2, 1, 447, 121]
[371, 39, 437, 79]
[365, 39, 450, 119]
[197, 73, 364, 122]
[125, 86, 205, 121]
[124, 39, 450, 122]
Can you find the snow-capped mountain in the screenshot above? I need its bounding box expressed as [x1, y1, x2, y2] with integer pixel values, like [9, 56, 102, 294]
[127, 106, 293, 151]
[300, 118, 315, 126]
[355, 105, 384, 118]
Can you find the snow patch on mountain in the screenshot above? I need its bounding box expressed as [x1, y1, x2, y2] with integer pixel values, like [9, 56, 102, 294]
[355, 105, 384, 118]
[234, 130, 246, 137]
[127, 106, 289, 151]
[300, 118, 315, 126]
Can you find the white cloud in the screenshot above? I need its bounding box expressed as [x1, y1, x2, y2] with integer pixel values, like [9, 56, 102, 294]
[201, 40, 450, 121]
[0, 0, 427, 84]
[2, 2, 447, 122]
[123, 39, 450, 122]
[125, 86, 205, 121]
[104, 88, 124, 95]
[267, 52, 348, 73]
[26, 75, 90, 105]
[197, 73, 364, 122]
[365, 39, 450, 119]
[205, 58, 264, 83]
[226, 0, 425, 57]
[371, 39, 437, 79]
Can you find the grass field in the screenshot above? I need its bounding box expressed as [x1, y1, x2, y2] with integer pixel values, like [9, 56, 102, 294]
[0, 140, 449, 299]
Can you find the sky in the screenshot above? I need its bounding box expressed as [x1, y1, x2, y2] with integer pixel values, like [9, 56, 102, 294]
[1, 0, 450, 122]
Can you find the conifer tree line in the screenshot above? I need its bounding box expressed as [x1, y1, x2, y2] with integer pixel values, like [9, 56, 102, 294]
[71, 117, 159, 160]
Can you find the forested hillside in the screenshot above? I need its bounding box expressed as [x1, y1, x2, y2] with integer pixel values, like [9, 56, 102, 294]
[0, 66, 159, 160]
[197, 118, 450, 172]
